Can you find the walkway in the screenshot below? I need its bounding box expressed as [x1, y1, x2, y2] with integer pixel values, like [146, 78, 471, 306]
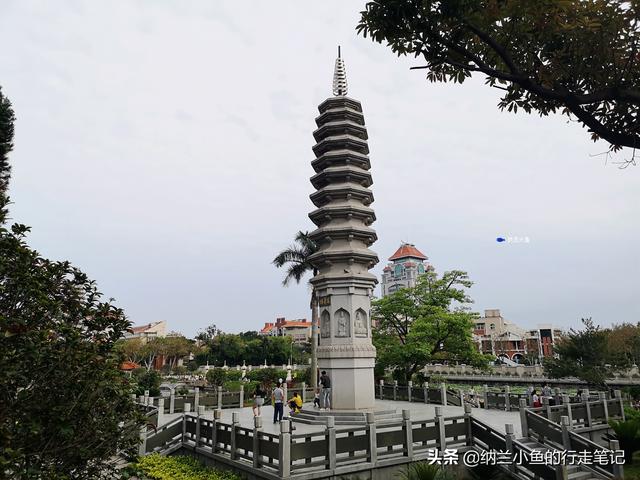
[158, 399, 521, 436]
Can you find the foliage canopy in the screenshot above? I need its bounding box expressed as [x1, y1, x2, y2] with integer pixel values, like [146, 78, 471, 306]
[357, 0, 640, 159]
[0, 86, 142, 478]
[372, 269, 490, 383]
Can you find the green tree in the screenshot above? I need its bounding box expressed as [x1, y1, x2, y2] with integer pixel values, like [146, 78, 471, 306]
[372, 270, 489, 383]
[0, 87, 142, 478]
[132, 369, 162, 397]
[544, 318, 629, 387]
[272, 231, 319, 388]
[357, 0, 640, 158]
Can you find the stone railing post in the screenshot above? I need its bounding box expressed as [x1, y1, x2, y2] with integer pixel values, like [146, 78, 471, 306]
[326, 417, 336, 470]
[169, 391, 175, 414]
[366, 412, 377, 465]
[560, 416, 571, 450]
[458, 388, 465, 408]
[402, 409, 413, 459]
[139, 395, 145, 404]
[615, 390, 625, 420]
[130, 393, 136, 403]
[504, 385, 511, 412]
[581, 392, 592, 427]
[230, 412, 239, 460]
[182, 404, 191, 444]
[562, 395, 573, 428]
[138, 423, 147, 456]
[519, 398, 529, 438]
[195, 405, 205, 448]
[483, 385, 489, 410]
[464, 404, 473, 446]
[217, 386, 223, 410]
[144, 390, 149, 404]
[407, 381, 413, 403]
[440, 384, 447, 406]
[302, 382, 307, 403]
[157, 398, 165, 426]
[239, 385, 244, 408]
[505, 424, 516, 475]
[435, 406, 446, 451]
[542, 396, 552, 419]
[554, 387, 561, 406]
[283, 383, 288, 405]
[194, 387, 200, 411]
[253, 415, 263, 468]
[278, 420, 291, 478]
[379, 379, 384, 400]
[393, 380, 398, 401]
[423, 382, 429, 404]
[610, 439, 623, 479]
[599, 392, 609, 422]
[211, 409, 221, 453]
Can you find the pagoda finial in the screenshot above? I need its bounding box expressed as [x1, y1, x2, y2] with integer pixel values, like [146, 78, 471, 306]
[332, 45, 348, 96]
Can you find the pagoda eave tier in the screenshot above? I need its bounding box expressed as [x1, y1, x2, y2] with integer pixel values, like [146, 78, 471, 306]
[317, 96, 363, 114]
[312, 134, 369, 157]
[311, 150, 371, 174]
[313, 120, 368, 143]
[309, 225, 377, 245]
[308, 204, 376, 227]
[308, 248, 379, 266]
[309, 271, 378, 287]
[310, 166, 372, 189]
[310, 184, 374, 208]
[315, 107, 365, 128]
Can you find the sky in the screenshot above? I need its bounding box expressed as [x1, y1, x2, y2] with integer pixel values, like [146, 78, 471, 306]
[1, 1, 638, 337]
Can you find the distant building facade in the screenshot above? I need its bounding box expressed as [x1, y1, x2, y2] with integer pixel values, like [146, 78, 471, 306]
[381, 243, 432, 297]
[473, 309, 562, 364]
[259, 317, 311, 344]
[124, 320, 167, 341]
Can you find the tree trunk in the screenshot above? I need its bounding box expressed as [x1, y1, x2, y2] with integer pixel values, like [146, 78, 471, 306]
[311, 290, 319, 390]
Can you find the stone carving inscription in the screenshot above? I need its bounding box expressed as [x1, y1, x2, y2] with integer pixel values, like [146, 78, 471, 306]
[320, 310, 331, 338]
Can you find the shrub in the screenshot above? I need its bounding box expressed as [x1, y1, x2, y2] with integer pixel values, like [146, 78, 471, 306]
[225, 370, 243, 381]
[206, 369, 227, 387]
[399, 462, 454, 480]
[610, 419, 640, 463]
[247, 368, 284, 387]
[127, 453, 241, 480]
[133, 370, 162, 397]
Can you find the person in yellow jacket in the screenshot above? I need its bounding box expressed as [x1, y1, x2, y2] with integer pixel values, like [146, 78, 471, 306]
[288, 391, 303, 414]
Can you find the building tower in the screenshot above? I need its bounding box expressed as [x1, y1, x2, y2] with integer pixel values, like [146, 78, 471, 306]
[381, 243, 431, 297]
[308, 49, 379, 410]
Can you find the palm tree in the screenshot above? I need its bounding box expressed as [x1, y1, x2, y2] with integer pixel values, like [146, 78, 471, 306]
[273, 231, 319, 389]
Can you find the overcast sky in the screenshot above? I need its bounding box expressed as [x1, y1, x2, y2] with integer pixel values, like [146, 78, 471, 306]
[1, 1, 638, 337]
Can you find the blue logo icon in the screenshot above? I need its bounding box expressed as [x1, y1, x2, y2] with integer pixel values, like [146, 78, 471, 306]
[496, 237, 506, 243]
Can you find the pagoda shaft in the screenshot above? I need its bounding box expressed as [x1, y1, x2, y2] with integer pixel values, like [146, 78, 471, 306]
[308, 79, 379, 410]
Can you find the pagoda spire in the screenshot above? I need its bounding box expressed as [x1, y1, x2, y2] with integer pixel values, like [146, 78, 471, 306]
[332, 46, 348, 96]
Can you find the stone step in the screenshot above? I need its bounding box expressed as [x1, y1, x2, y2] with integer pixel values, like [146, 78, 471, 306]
[289, 408, 403, 425]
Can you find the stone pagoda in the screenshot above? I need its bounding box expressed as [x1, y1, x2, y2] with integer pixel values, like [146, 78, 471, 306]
[308, 49, 379, 410]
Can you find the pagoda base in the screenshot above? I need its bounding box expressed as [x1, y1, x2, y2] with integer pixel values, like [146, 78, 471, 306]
[317, 353, 375, 410]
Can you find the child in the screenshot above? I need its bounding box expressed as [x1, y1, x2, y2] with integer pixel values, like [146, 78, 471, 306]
[288, 391, 302, 414]
[313, 388, 321, 408]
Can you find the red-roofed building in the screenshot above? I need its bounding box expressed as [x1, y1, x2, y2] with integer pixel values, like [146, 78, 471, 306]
[381, 243, 432, 297]
[259, 317, 311, 344]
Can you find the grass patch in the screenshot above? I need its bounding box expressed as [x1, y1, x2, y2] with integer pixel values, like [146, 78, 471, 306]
[125, 454, 241, 480]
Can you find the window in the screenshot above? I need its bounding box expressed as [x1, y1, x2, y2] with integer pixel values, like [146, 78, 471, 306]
[490, 323, 495, 330]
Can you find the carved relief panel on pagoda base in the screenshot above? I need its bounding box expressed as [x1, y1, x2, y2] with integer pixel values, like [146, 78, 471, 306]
[318, 303, 371, 343]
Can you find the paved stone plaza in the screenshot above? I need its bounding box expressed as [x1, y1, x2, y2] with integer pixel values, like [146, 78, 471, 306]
[159, 399, 521, 437]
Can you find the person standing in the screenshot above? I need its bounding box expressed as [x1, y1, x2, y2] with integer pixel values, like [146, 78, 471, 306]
[253, 383, 266, 417]
[320, 371, 331, 410]
[272, 382, 284, 424]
